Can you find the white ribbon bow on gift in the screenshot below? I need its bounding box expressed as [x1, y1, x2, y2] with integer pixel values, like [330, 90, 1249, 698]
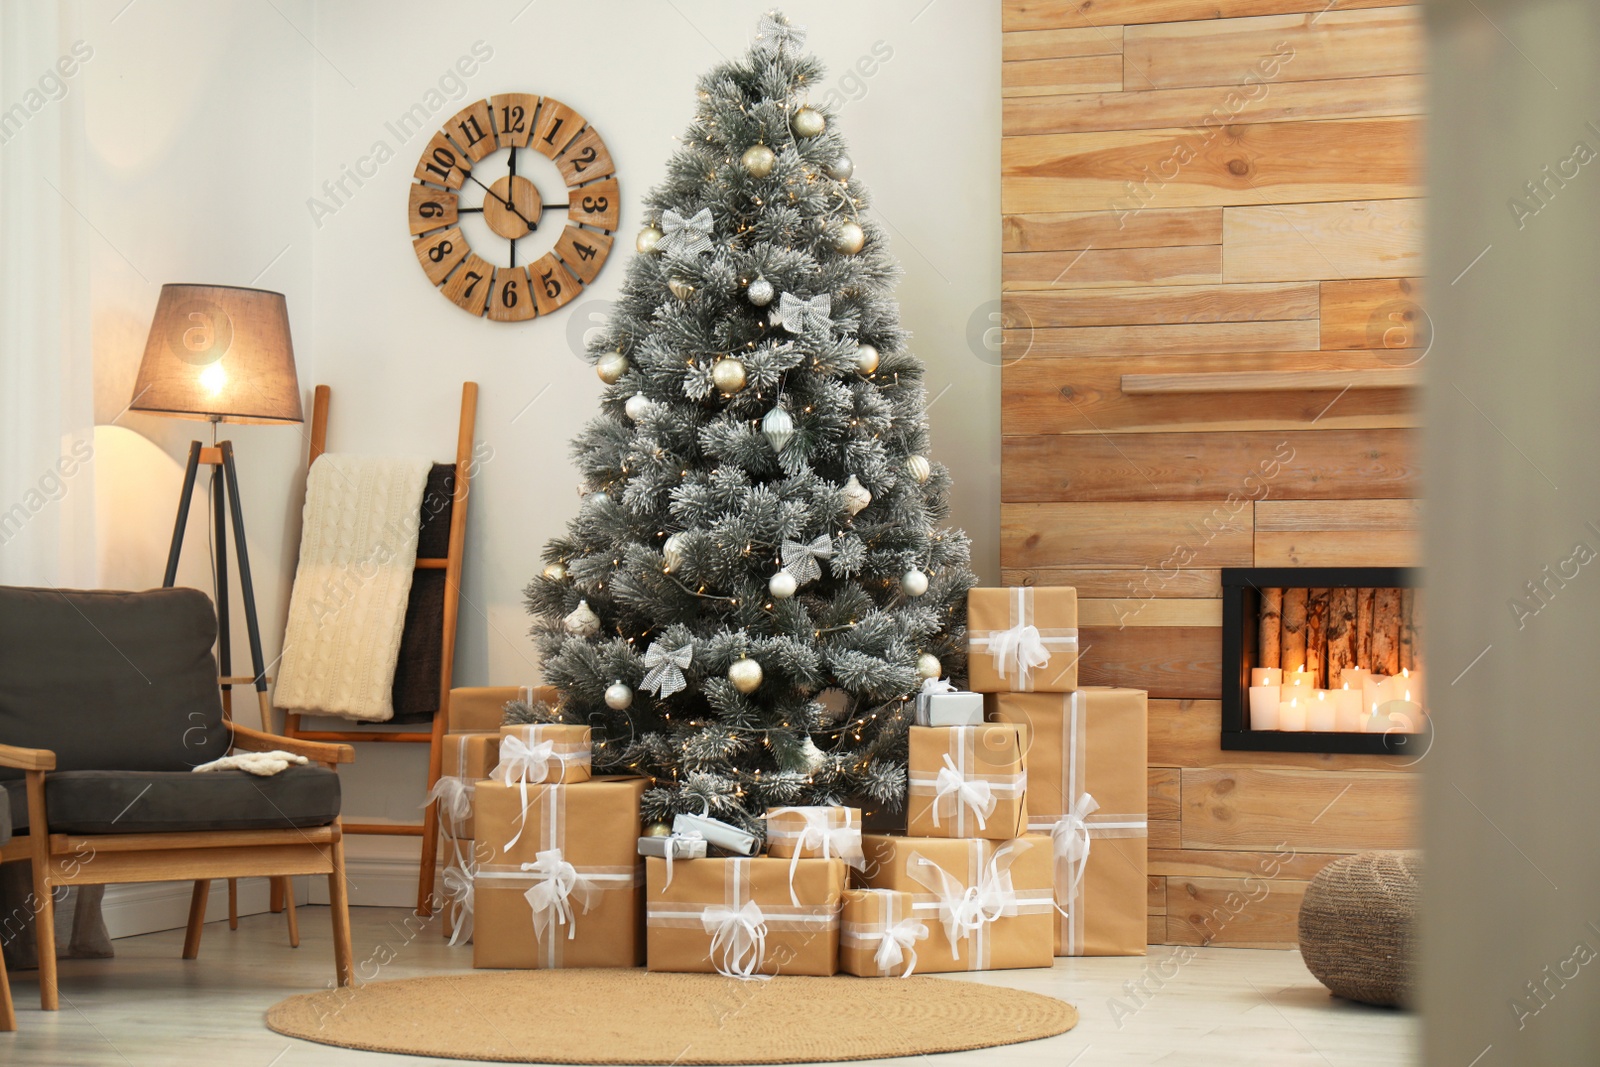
[702, 899, 770, 980]
[657, 830, 706, 893]
[657, 207, 715, 256]
[522, 848, 603, 943]
[932, 753, 997, 831]
[1050, 792, 1098, 913]
[874, 916, 930, 978]
[988, 623, 1051, 689]
[441, 861, 475, 947]
[754, 11, 807, 55]
[770, 292, 832, 334]
[779, 535, 834, 585]
[423, 775, 473, 836]
[493, 734, 570, 849]
[641, 641, 694, 698]
[907, 843, 1025, 959]
[769, 807, 865, 905]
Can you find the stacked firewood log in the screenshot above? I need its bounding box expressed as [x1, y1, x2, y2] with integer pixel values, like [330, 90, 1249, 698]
[1258, 587, 1418, 686]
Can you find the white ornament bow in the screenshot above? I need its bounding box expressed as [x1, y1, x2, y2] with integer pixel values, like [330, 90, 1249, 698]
[768, 806, 865, 905]
[906, 842, 1027, 958]
[657, 208, 715, 256]
[780, 535, 834, 585]
[874, 916, 930, 978]
[493, 734, 571, 848]
[702, 899, 771, 980]
[770, 292, 832, 334]
[441, 861, 475, 947]
[754, 11, 807, 55]
[932, 752, 997, 831]
[988, 623, 1051, 690]
[641, 641, 694, 698]
[522, 848, 603, 943]
[1050, 792, 1098, 908]
[423, 775, 473, 837]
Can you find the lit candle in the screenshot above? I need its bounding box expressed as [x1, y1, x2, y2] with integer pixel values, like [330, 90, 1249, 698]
[1381, 691, 1422, 733]
[1307, 689, 1336, 732]
[1362, 700, 1390, 733]
[1398, 666, 1425, 715]
[1342, 666, 1373, 693]
[1279, 696, 1307, 731]
[1334, 683, 1364, 732]
[1252, 667, 1284, 688]
[1249, 685, 1281, 730]
[1284, 667, 1315, 691]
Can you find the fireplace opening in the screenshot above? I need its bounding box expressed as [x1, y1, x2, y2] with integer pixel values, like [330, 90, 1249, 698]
[1221, 567, 1426, 755]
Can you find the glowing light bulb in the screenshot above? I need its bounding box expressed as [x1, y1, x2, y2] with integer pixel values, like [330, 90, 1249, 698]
[199, 361, 227, 396]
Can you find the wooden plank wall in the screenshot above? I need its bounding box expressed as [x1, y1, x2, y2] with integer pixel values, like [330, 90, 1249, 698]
[1000, 2, 1426, 949]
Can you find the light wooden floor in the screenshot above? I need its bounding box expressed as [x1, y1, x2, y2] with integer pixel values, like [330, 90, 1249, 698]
[1, 906, 1416, 1065]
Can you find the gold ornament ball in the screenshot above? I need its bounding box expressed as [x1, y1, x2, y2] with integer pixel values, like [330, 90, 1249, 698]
[905, 454, 931, 484]
[792, 106, 826, 138]
[833, 221, 865, 255]
[854, 343, 880, 375]
[542, 562, 568, 582]
[643, 820, 673, 837]
[917, 652, 943, 680]
[902, 568, 930, 597]
[668, 276, 696, 300]
[637, 225, 664, 254]
[596, 349, 629, 384]
[728, 656, 764, 694]
[712, 357, 747, 396]
[741, 144, 777, 178]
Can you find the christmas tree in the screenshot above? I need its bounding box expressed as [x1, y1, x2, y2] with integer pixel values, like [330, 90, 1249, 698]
[524, 11, 975, 832]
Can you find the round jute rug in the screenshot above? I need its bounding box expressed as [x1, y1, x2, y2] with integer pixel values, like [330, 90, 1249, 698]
[266, 969, 1079, 1064]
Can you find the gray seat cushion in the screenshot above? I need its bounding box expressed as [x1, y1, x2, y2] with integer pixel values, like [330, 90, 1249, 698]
[4, 766, 339, 835]
[0, 587, 230, 777]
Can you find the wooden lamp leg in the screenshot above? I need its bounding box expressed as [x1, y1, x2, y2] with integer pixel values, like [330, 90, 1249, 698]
[183, 880, 210, 959]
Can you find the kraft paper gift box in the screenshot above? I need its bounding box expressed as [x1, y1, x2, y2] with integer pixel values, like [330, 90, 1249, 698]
[988, 687, 1149, 956]
[764, 806, 864, 862]
[645, 856, 846, 978]
[426, 732, 502, 840]
[471, 776, 647, 969]
[906, 724, 1029, 840]
[495, 722, 592, 785]
[448, 684, 559, 732]
[839, 888, 931, 977]
[967, 586, 1079, 693]
[858, 834, 1055, 973]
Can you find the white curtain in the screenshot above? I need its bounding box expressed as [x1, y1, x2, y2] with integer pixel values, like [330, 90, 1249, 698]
[0, 0, 96, 587]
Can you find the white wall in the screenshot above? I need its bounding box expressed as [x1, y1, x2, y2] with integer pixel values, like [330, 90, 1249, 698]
[305, 0, 1001, 889]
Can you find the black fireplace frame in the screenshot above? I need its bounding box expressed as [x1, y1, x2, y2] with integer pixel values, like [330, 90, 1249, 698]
[1221, 566, 1424, 755]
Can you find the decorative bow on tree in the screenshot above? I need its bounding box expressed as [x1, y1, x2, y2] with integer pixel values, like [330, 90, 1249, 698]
[754, 11, 807, 56]
[657, 207, 715, 256]
[642, 640, 694, 697]
[770, 292, 833, 334]
[780, 534, 834, 585]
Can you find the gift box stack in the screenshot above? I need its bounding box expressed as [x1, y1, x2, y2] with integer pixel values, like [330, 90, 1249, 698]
[968, 585, 1150, 958]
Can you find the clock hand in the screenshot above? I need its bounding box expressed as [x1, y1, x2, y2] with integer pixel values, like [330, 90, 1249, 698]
[466, 172, 537, 231]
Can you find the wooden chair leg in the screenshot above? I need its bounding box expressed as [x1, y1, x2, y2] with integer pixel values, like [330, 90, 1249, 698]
[328, 837, 352, 987]
[182, 880, 209, 960]
[228, 878, 238, 930]
[269, 877, 285, 913]
[0, 939, 15, 1032]
[282, 877, 300, 948]
[26, 773, 58, 1012]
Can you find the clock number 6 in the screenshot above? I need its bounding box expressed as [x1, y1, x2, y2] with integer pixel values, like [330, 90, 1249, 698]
[501, 278, 520, 308]
[418, 201, 445, 218]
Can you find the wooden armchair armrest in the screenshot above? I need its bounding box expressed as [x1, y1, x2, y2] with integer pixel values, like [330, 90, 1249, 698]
[0, 743, 55, 772]
[227, 722, 355, 765]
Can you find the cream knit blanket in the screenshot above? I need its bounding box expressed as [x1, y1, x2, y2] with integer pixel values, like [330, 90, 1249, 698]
[274, 454, 433, 722]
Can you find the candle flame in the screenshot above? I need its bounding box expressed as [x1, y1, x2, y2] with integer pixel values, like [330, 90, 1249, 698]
[1404, 689, 1411, 701]
[1342, 682, 1350, 690]
[1317, 691, 1326, 701]
[1401, 667, 1409, 678]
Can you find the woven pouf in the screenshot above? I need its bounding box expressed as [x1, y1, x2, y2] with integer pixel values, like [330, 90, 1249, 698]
[1298, 850, 1420, 1007]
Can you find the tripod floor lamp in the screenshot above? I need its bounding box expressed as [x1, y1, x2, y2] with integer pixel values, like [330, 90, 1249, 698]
[129, 283, 303, 730]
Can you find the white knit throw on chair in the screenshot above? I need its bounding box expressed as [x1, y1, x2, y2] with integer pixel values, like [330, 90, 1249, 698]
[274, 454, 433, 722]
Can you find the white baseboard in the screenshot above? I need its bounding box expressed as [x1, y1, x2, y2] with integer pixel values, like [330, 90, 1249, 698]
[102, 876, 311, 941]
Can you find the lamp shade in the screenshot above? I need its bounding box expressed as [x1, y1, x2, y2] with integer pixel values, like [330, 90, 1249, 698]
[129, 284, 303, 424]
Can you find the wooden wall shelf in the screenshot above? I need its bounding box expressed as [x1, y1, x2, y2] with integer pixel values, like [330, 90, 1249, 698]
[1121, 368, 1421, 395]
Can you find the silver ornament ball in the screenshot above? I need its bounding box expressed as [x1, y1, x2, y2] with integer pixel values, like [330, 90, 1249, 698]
[792, 106, 826, 138]
[854, 343, 880, 375]
[902, 568, 930, 597]
[637, 225, 663, 254]
[589, 491, 610, 507]
[542, 562, 568, 582]
[833, 221, 865, 255]
[761, 406, 795, 452]
[728, 657, 764, 694]
[596, 350, 629, 385]
[624, 393, 652, 421]
[741, 144, 777, 178]
[824, 155, 854, 181]
[746, 277, 775, 306]
[769, 570, 798, 599]
[905, 454, 931, 484]
[668, 276, 695, 300]
[916, 652, 943, 680]
[604, 682, 634, 710]
[662, 532, 687, 574]
[712, 357, 747, 396]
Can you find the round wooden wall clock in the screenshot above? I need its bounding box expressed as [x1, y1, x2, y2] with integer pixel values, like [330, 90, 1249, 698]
[408, 94, 618, 321]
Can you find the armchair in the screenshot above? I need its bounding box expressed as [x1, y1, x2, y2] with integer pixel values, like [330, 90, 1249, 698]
[0, 585, 354, 1012]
